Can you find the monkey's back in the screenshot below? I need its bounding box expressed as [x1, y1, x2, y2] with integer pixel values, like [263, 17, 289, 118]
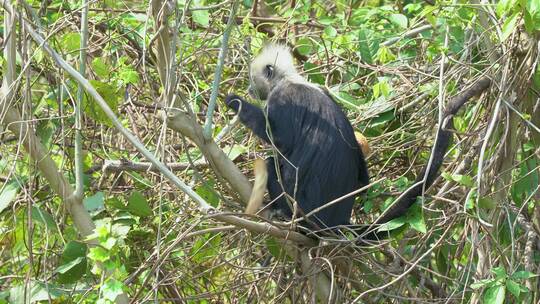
[265, 82, 369, 229]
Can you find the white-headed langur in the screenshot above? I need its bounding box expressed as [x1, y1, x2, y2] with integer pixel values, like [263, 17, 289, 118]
[225, 43, 491, 241]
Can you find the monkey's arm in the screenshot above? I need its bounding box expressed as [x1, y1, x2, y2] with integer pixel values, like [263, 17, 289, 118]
[225, 94, 271, 143]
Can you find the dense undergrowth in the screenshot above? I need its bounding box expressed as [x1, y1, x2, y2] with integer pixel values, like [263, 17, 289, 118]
[0, 0, 539, 303]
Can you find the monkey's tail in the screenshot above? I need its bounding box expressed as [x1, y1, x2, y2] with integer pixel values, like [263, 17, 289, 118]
[357, 77, 491, 243]
[245, 158, 268, 214]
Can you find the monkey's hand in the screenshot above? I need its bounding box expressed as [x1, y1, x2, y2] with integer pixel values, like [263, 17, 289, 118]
[225, 94, 244, 112]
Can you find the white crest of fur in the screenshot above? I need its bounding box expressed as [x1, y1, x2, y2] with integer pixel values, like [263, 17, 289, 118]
[251, 44, 298, 77]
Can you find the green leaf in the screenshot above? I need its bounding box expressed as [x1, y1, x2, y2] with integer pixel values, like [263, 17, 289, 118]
[266, 237, 288, 259]
[506, 279, 521, 298]
[224, 144, 247, 161]
[478, 197, 497, 209]
[9, 282, 63, 303]
[406, 202, 426, 233]
[0, 181, 19, 214]
[191, 233, 222, 263]
[61, 32, 81, 53]
[377, 217, 406, 232]
[191, 1, 210, 27]
[511, 270, 536, 279]
[470, 278, 495, 289]
[375, 46, 396, 64]
[483, 284, 505, 304]
[389, 13, 408, 28]
[369, 110, 395, 127]
[523, 10, 535, 33]
[84, 192, 105, 212]
[57, 241, 87, 283]
[56, 257, 85, 274]
[304, 62, 325, 84]
[501, 12, 520, 41]
[127, 191, 153, 217]
[319, 16, 334, 25]
[441, 172, 474, 187]
[118, 68, 139, 85]
[195, 182, 220, 208]
[31, 206, 56, 230]
[324, 26, 338, 38]
[92, 57, 109, 79]
[358, 29, 374, 64]
[36, 120, 55, 148]
[101, 279, 124, 301]
[492, 267, 507, 278]
[88, 246, 110, 262]
[296, 38, 313, 56]
[84, 80, 121, 127]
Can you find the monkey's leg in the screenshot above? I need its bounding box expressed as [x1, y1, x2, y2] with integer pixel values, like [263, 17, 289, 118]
[245, 158, 268, 214]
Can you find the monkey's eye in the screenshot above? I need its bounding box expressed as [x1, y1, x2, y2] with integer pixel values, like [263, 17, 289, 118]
[264, 64, 274, 79]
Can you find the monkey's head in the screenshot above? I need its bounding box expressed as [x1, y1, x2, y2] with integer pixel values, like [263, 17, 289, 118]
[248, 44, 298, 100]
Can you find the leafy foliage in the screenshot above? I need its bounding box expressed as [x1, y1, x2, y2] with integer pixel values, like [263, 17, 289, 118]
[0, 0, 539, 303]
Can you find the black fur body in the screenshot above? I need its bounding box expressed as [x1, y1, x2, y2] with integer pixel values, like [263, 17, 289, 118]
[227, 81, 369, 230]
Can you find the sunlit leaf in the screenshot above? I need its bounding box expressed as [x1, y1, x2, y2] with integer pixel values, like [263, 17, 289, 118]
[483, 284, 505, 304]
[127, 191, 153, 217]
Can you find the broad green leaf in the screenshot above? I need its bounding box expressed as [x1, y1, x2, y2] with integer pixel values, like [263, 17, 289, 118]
[101, 279, 124, 301]
[191, 233, 222, 263]
[9, 282, 63, 303]
[319, 16, 334, 25]
[369, 110, 395, 127]
[85, 80, 121, 127]
[406, 203, 426, 233]
[441, 172, 474, 187]
[0, 181, 19, 214]
[483, 284, 505, 304]
[501, 12, 519, 41]
[358, 29, 373, 64]
[224, 144, 247, 161]
[377, 217, 406, 232]
[191, 1, 210, 27]
[304, 62, 325, 84]
[389, 13, 408, 28]
[127, 191, 153, 217]
[296, 38, 313, 56]
[88, 246, 110, 262]
[470, 278, 495, 289]
[492, 267, 507, 278]
[324, 26, 338, 38]
[118, 68, 139, 85]
[478, 197, 497, 209]
[92, 57, 109, 79]
[266, 237, 289, 260]
[84, 192, 105, 212]
[56, 257, 85, 274]
[57, 241, 87, 283]
[506, 279, 521, 298]
[511, 270, 536, 279]
[195, 182, 220, 207]
[31, 206, 56, 230]
[36, 120, 55, 148]
[524, 10, 535, 33]
[61, 32, 81, 53]
[375, 46, 396, 63]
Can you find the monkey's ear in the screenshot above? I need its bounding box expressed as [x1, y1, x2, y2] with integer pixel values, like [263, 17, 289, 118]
[264, 65, 274, 79]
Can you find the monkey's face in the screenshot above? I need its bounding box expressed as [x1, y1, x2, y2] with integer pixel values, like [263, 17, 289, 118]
[248, 64, 275, 100]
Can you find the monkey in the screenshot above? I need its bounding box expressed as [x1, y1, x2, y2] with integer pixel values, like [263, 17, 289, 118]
[226, 43, 369, 231]
[226, 43, 491, 241]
